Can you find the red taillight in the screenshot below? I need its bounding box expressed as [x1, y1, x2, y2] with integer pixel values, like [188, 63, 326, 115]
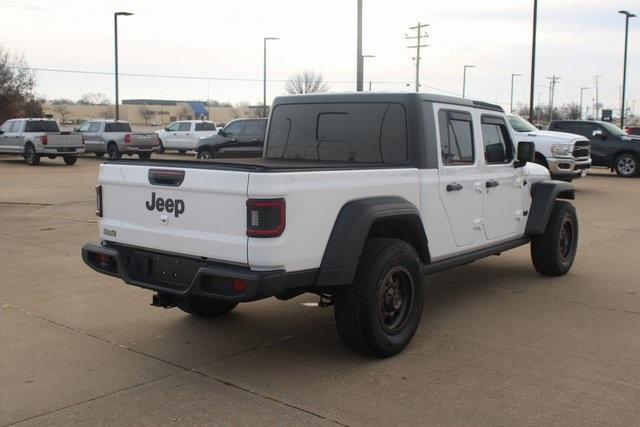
[233, 279, 248, 293]
[40, 135, 48, 145]
[95, 185, 103, 217]
[95, 253, 113, 266]
[124, 134, 131, 144]
[246, 198, 285, 238]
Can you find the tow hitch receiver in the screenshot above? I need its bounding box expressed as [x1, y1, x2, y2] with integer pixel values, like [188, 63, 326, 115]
[151, 293, 181, 308]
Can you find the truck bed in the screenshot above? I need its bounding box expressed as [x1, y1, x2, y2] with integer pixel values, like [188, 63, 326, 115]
[106, 157, 412, 172]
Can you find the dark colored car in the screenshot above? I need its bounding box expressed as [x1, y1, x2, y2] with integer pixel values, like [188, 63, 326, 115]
[549, 120, 640, 177]
[625, 126, 640, 136]
[195, 118, 267, 159]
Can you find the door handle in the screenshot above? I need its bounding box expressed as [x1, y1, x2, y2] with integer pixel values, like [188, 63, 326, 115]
[446, 183, 463, 192]
[486, 180, 500, 188]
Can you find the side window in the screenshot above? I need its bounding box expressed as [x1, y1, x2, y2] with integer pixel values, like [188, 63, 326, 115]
[439, 110, 474, 166]
[178, 122, 192, 132]
[88, 123, 101, 132]
[78, 123, 91, 132]
[225, 121, 246, 136]
[195, 123, 205, 131]
[580, 123, 599, 139]
[1, 121, 13, 132]
[481, 116, 514, 164]
[9, 121, 22, 133]
[196, 122, 216, 131]
[243, 120, 265, 136]
[167, 122, 181, 132]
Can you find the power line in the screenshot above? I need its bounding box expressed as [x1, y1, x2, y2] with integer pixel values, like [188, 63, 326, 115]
[406, 22, 429, 92]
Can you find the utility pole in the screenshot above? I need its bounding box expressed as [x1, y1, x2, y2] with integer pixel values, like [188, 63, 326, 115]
[510, 73, 522, 113]
[529, 0, 538, 122]
[618, 10, 636, 128]
[580, 87, 589, 120]
[547, 75, 560, 122]
[114, 11, 133, 121]
[406, 22, 429, 92]
[594, 75, 600, 120]
[356, 0, 363, 91]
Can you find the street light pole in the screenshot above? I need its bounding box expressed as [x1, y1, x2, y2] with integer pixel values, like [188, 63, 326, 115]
[580, 87, 589, 120]
[263, 37, 280, 117]
[114, 11, 133, 121]
[619, 10, 636, 129]
[462, 65, 475, 98]
[362, 54, 375, 91]
[356, 0, 363, 91]
[529, 0, 538, 122]
[510, 73, 522, 113]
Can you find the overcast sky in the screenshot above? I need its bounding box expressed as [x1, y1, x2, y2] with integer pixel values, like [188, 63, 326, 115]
[1, 0, 638, 114]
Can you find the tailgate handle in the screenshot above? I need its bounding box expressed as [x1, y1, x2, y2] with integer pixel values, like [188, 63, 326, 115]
[148, 169, 185, 187]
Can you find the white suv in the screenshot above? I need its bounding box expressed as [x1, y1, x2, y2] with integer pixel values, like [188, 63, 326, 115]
[155, 120, 218, 153]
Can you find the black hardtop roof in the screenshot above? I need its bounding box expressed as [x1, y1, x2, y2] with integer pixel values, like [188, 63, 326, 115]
[272, 92, 504, 112]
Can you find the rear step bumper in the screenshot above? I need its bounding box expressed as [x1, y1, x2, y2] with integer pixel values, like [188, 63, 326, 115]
[82, 243, 316, 302]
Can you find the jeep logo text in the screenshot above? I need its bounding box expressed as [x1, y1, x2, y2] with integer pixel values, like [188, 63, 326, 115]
[145, 192, 185, 218]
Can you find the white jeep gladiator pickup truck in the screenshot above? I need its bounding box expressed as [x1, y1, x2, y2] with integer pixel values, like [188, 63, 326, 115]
[0, 118, 84, 165]
[82, 93, 578, 357]
[507, 114, 591, 181]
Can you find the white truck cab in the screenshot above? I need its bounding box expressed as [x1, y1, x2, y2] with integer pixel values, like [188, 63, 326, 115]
[507, 114, 591, 181]
[83, 93, 578, 358]
[155, 120, 217, 153]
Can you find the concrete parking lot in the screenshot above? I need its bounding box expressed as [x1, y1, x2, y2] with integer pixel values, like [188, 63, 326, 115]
[1, 154, 639, 426]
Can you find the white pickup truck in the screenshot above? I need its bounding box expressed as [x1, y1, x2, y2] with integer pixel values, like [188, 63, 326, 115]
[507, 114, 591, 181]
[0, 118, 84, 165]
[83, 93, 578, 357]
[155, 120, 218, 153]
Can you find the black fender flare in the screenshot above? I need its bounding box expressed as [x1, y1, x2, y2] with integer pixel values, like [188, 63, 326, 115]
[525, 180, 575, 235]
[315, 196, 428, 287]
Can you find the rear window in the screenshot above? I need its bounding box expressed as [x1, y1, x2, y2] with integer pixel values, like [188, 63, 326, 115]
[266, 103, 407, 164]
[105, 122, 132, 132]
[195, 122, 216, 131]
[25, 121, 59, 132]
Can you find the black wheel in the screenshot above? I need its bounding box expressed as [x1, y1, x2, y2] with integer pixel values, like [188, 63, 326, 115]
[531, 201, 578, 276]
[24, 143, 40, 166]
[196, 148, 215, 160]
[63, 155, 77, 165]
[138, 151, 152, 160]
[614, 153, 638, 177]
[334, 238, 424, 358]
[107, 142, 121, 160]
[157, 140, 165, 154]
[177, 297, 238, 317]
[178, 149, 187, 155]
[94, 152, 105, 158]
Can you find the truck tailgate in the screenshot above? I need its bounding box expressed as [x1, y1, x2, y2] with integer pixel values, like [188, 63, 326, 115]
[99, 163, 249, 265]
[130, 133, 159, 148]
[47, 133, 83, 148]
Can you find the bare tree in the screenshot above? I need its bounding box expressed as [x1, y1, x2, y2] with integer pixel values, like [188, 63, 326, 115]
[0, 47, 43, 123]
[137, 105, 155, 125]
[78, 92, 110, 105]
[175, 106, 190, 120]
[52, 104, 71, 123]
[561, 103, 582, 120]
[285, 70, 330, 94]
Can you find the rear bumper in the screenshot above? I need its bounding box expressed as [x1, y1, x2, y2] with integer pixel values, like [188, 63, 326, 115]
[120, 145, 160, 154]
[40, 146, 85, 155]
[547, 157, 591, 177]
[81, 242, 315, 302]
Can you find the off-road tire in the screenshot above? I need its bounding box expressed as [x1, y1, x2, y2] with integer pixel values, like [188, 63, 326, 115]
[138, 151, 152, 160]
[107, 142, 121, 160]
[157, 140, 165, 154]
[531, 201, 578, 276]
[614, 153, 638, 177]
[177, 298, 238, 317]
[63, 155, 77, 165]
[334, 238, 424, 358]
[24, 143, 40, 166]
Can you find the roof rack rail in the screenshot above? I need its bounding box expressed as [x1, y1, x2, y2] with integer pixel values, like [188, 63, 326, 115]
[472, 101, 504, 112]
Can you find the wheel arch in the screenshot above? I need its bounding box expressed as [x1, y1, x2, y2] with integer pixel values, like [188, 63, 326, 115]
[525, 180, 575, 235]
[315, 197, 429, 287]
[610, 150, 639, 168]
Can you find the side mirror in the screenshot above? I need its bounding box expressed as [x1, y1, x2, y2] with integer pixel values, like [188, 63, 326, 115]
[592, 129, 606, 139]
[73, 127, 79, 132]
[164, 127, 170, 131]
[0, 130, 4, 135]
[218, 129, 226, 136]
[515, 141, 535, 168]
